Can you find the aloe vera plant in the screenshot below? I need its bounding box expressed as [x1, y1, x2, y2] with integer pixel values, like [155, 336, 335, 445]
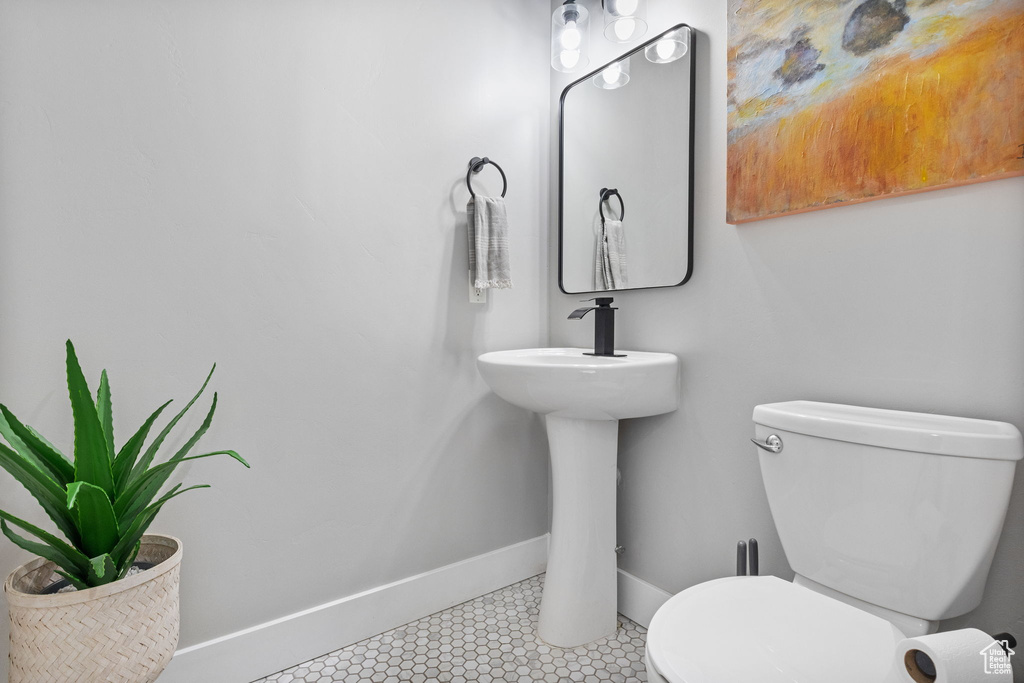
[0, 340, 248, 590]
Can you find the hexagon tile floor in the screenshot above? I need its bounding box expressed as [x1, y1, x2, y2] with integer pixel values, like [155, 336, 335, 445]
[251, 573, 649, 683]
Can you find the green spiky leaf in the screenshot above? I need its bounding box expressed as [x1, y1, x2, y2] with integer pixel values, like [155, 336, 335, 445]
[67, 482, 119, 558]
[110, 484, 209, 569]
[66, 341, 114, 497]
[112, 400, 172, 495]
[86, 553, 117, 587]
[96, 370, 116, 467]
[116, 541, 141, 579]
[0, 405, 75, 485]
[126, 365, 215, 486]
[0, 512, 89, 575]
[0, 441, 79, 545]
[115, 448, 249, 525]
[116, 394, 235, 522]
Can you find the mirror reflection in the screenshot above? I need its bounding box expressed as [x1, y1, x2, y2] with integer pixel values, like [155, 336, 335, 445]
[558, 24, 695, 294]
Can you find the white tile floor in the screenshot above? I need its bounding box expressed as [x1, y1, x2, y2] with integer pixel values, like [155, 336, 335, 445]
[252, 574, 649, 683]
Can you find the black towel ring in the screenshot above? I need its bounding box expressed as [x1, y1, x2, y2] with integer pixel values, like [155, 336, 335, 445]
[599, 188, 624, 221]
[467, 157, 507, 198]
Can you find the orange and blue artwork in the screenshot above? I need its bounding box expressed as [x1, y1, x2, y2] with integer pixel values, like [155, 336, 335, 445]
[726, 0, 1024, 223]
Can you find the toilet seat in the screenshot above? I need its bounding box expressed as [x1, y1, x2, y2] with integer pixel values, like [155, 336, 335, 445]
[646, 576, 907, 683]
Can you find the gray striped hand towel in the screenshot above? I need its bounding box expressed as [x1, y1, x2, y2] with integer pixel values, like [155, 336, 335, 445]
[468, 196, 513, 290]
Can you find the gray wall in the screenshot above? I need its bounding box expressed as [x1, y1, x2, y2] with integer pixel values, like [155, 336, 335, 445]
[550, 0, 1024, 672]
[0, 0, 552, 676]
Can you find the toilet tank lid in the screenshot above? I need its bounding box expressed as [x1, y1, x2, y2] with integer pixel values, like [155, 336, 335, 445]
[753, 401, 1023, 461]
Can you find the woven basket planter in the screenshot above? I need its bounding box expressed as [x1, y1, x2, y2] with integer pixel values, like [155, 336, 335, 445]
[4, 534, 181, 683]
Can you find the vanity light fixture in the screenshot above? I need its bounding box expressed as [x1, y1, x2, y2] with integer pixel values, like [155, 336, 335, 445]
[644, 26, 689, 64]
[551, 1, 591, 73]
[593, 58, 630, 89]
[602, 0, 648, 43]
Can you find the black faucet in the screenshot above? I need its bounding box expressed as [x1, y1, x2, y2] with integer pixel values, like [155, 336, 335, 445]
[568, 297, 626, 357]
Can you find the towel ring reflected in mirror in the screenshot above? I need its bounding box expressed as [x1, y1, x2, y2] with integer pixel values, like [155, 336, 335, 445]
[467, 156, 508, 198]
[599, 188, 624, 222]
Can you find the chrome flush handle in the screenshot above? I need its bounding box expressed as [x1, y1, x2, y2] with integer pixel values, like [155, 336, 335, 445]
[751, 434, 783, 453]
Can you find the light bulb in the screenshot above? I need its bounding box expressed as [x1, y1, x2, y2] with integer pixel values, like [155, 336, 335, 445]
[656, 39, 675, 61]
[552, 2, 589, 72]
[559, 50, 581, 70]
[602, 64, 622, 85]
[615, 0, 638, 15]
[613, 17, 635, 41]
[561, 21, 582, 50]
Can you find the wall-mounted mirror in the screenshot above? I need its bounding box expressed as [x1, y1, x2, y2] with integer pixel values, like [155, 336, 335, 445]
[558, 23, 695, 294]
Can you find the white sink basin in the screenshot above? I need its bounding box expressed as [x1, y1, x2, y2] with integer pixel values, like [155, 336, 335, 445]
[476, 347, 679, 421]
[477, 347, 679, 647]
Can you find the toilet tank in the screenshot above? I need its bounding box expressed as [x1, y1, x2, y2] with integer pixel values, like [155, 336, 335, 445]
[753, 400, 1022, 622]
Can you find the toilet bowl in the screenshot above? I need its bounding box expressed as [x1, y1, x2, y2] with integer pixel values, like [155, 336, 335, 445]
[645, 576, 906, 683]
[644, 401, 1023, 683]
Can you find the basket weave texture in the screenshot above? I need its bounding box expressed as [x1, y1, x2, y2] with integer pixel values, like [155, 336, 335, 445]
[4, 535, 181, 683]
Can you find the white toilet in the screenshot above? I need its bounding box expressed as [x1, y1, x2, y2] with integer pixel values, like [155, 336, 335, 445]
[645, 400, 1023, 683]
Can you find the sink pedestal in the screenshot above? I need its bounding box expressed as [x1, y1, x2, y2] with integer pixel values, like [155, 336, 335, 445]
[538, 416, 619, 647]
[475, 348, 679, 648]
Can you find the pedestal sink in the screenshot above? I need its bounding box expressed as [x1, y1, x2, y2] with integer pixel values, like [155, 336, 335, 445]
[477, 347, 679, 647]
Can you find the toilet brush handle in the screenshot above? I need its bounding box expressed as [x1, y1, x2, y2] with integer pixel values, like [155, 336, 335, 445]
[736, 541, 747, 576]
[748, 538, 759, 576]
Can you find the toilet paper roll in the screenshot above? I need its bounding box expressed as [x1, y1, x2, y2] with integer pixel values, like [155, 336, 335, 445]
[895, 628, 1013, 683]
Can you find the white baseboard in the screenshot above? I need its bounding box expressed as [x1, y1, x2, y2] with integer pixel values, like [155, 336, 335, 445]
[161, 539, 673, 683]
[616, 569, 673, 628]
[161, 535, 549, 683]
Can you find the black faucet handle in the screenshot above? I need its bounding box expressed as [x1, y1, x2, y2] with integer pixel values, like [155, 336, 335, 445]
[580, 297, 615, 307]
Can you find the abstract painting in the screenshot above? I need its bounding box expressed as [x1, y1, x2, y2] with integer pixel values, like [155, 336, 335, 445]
[727, 0, 1024, 223]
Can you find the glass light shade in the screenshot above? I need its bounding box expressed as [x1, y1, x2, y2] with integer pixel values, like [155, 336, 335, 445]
[592, 58, 630, 89]
[552, 2, 590, 73]
[644, 27, 689, 64]
[602, 0, 647, 43]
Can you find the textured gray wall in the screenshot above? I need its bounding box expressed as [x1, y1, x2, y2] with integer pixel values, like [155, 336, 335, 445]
[550, 2, 1024, 680]
[0, 0, 552, 677]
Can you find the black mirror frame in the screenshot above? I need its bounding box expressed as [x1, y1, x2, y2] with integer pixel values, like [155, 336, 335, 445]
[557, 23, 697, 295]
